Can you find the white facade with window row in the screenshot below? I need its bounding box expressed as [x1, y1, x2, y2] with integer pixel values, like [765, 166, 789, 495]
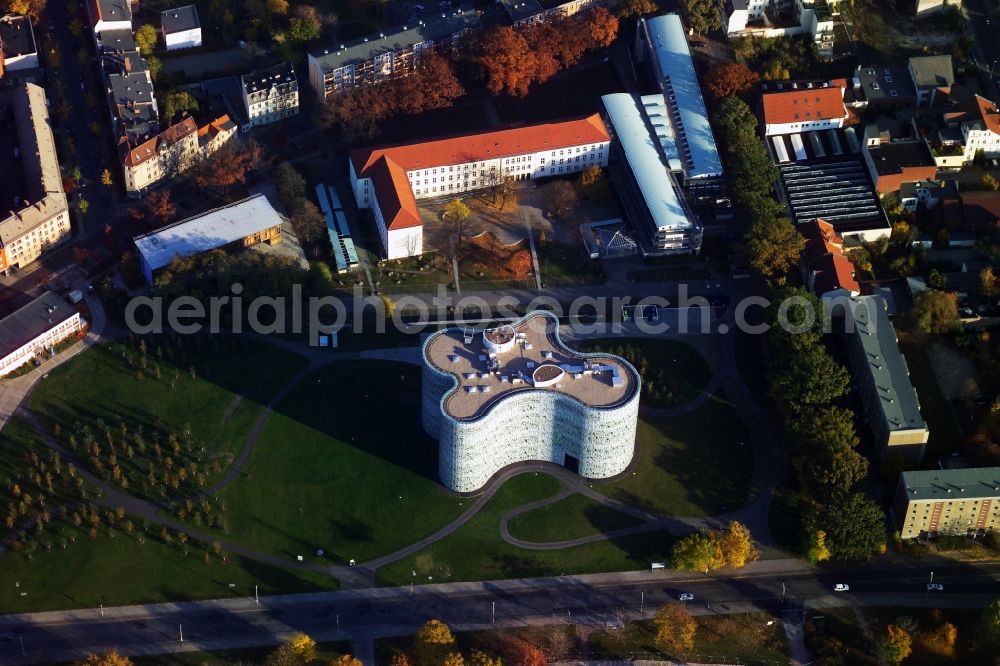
[422, 311, 640, 493]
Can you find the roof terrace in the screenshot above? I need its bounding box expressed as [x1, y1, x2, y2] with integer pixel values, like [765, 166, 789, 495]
[424, 312, 638, 420]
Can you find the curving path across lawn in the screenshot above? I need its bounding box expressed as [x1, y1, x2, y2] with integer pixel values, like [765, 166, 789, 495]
[11, 300, 781, 590]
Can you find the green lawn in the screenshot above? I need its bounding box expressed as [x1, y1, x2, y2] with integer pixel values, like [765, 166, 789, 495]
[27, 338, 309, 497]
[0, 525, 335, 614]
[597, 397, 755, 517]
[536, 240, 605, 287]
[574, 337, 713, 408]
[588, 613, 788, 663]
[506, 493, 644, 543]
[211, 360, 465, 565]
[377, 473, 676, 585]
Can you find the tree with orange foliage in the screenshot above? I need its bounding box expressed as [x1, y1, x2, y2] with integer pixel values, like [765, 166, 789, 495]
[920, 622, 958, 657]
[396, 53, 466, 115]
[478, 27, 538, 97]
[505, 249, 534, 279]
[586, 7, 619, 48]
[192, 139, 265, 196]
[388, 650, 413, 666]
[144, 190, 175, 227]
[703, 62, 759, 102]
[497, 638, 546, 666]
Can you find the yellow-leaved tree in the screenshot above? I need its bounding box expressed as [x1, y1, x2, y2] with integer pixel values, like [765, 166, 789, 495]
[414, 619, 459, 666]
[77, 651, 133, 666]
[653, 603, 697, 655]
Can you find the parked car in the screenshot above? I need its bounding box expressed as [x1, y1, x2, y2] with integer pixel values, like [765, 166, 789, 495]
[678, 593, 694, 601]
[0, 633, 14, 641]
[927, 583, 944, 591]
[833, 583, 850, 592]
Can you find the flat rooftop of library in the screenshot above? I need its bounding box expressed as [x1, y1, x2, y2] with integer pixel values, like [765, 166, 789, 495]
[424, 312, 638, 421]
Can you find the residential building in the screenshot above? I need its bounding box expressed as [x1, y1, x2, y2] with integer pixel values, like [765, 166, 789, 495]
[350, 115, 610, 258]
[0, 291, 84, 376]
[501, 0, 544, 25]
[724, 0, 839, 57]
[914, 0, 950, 17]
[894, 467, 1000, 539]
[852, 64, 916, 110]
[843, 295, 929, 464]
[0, 14, 38, 77]
[900, 179, 946, 212]
[0, 84, 71, 272]
[160, 5, 202, 51]
[725, 0, 768, 34]
[307, 5, 479, 99]
[799, 218, 860, 299]
[940, 94, 1000, 164]
[133, 193, 283, 284]
[634, 14, 724, 192]
[601, 93, 702, 256]
[85, 0, 133, 39]
[761, 80, 848, 136]
[908, 55, 953, 107]
[120, 116, 199, 194]
[196, 114, 237, 157]
[241, 62, 298, 128]
[861, 124, 937, 195]
[95, 27, 135, 54]
[102, 49, 158, 142]
[422, 311, 640, 493]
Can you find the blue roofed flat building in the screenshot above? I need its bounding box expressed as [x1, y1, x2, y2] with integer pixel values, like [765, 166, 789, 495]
[634, 14, 724, 193]
[601, 92, 702, 256]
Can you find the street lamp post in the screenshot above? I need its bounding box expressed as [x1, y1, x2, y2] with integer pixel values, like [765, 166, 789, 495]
[640, 590, 644, 614]
[492, 601, 495, 624]
[179, 625, 184, 643]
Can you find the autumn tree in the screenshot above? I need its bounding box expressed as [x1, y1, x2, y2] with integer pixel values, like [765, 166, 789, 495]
[544, 180, 577, 219]
[332, 656, 364, 666]
[653, 603, 697, 654]
[272, 162, 308, 211]
[981, 266, 999, 298]
[920, 621, 958, 657]
[413, 619, 459, 666]
[719, 521, 758, 568]
[135, 24, 158, 54]
[443, 198, 472, 258]
[101, 169, 114, 188]
[478, 27, 538, 97]
[745, 216, 803, 286]
[468, 649, 502, 666]
[5, 0, 47, 20]
[982, 174, 1000, 191]
[577, 164, 608, 200]
[671, 529, 724, 573]
[192, 139, 264, 195]
[704, 62, 759, 101]
[877, 624, 912, 665]
[160, 91, 199, 122]
[76, 651, 133, 666]
[145, 190, 175, 226]
[617, 0, 658, 18]
[680, 0, 722, 34]
[264, 632, 317, 666]
[911, 289, 959, 334]
[805, 529, 831, 563]
[291, 200, 328, 251]
[585, 7, 619, 47]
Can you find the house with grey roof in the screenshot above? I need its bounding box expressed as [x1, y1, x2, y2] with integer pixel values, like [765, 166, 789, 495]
[0, 14, 38, 77]
[842, 295, 929, 464]
[161, 5, 201, 51]
[894, 467, 1000, 538]
[908, 55, 954, 107]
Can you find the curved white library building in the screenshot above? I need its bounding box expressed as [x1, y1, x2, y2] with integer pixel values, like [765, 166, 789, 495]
[421, 311, 640, 493]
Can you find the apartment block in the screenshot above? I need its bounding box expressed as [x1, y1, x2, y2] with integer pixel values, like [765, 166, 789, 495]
[241, 62, 298, 128]
[0, 291, 84, 375]
[307, 6, 479, 99]
[161, 5, 202, 51]
[908, 55, 953, 107]
[85, 0, 133, 40]
[894, 467, 1000, 539]
[196, 114, 237, 157]
[0, 84, 71, 272]
[843, 296, 929, 464]
[350, 115, 610, 258]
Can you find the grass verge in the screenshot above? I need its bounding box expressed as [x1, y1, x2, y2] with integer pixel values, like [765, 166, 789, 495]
[506, 493, 645, 543]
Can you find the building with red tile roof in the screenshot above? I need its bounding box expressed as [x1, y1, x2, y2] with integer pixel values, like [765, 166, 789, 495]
[940, 94, 1000, 165]
[762, 82, 848, 136]
[120, 115, 199, 194]
[350, 115, 611, 258]
[800, 218, 860, 299]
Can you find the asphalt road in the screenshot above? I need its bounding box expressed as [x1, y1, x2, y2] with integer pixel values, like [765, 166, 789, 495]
[2, 560, 999, 664]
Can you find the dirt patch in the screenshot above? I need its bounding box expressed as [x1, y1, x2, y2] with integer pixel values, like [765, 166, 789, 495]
[221, 395, 244, 423]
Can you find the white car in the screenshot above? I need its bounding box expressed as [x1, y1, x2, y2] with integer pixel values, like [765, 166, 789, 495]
[678, 593, 695, 601]
[927, 583, 944, 591]
[833, 583, 850, 592]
